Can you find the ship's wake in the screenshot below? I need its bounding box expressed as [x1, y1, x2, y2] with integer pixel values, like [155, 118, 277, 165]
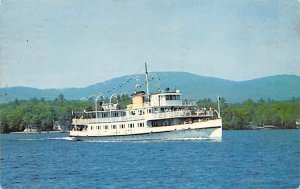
[46, 137, 78, 141]
[18, 137, 78, 141]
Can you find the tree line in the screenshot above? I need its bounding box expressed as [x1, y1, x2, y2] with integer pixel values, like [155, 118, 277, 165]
[0, 94, 88, 133]
[197, 97, 300, 129]
[0, 94, 299, 133]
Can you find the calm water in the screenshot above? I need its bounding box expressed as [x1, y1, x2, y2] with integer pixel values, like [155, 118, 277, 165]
[1, 130, 299, 189]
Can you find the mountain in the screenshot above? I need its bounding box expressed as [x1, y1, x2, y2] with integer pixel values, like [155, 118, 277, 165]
[1, 72, 299, 103]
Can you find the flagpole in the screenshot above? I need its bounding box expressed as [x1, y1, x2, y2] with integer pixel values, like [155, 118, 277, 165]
[145, 62, 150, 99]
[217, 96, 221, 118]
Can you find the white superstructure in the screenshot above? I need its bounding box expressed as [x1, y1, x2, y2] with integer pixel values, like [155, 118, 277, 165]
[70, 65, 222, 141]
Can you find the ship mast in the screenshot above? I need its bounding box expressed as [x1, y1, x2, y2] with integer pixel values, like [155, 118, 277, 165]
[217, 96, 221, 118]
[145, 62, 150, 99]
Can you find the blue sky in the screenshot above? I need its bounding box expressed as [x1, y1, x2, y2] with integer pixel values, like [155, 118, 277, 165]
[1, 0, 300, 89]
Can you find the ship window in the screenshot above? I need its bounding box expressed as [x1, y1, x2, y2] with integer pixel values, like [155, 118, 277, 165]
[91, 126, 93, 130]
[104, 125, 108, 129]
[119, 124, 125, 129]
[129, 123, 134, 128]
[112, 125, 117, 129]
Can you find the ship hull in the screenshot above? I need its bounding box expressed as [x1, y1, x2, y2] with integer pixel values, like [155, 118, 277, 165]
[71, 125, 222, 141]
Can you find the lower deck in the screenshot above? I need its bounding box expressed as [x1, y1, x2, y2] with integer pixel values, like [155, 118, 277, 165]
[72, 126, 222, 141]
[70, 118, 222, 138]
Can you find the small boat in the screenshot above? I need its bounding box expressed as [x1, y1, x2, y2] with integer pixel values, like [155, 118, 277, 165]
[70, 64, 222, 141]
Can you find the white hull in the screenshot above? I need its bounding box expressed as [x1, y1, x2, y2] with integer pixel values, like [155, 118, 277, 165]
[70, 119, 222, 141]
[72, 127, 221, 141]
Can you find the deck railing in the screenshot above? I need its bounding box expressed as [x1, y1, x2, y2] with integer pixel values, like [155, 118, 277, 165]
[72, 110, 215, 125]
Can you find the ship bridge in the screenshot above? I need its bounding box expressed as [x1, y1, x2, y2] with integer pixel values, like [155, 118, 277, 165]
[150, 90, 182, 107]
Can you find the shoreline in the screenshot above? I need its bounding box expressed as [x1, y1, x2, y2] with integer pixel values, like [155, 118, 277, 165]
[8, 131, 69, 134]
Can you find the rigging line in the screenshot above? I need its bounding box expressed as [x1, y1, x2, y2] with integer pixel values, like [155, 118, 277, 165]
[103, 75, 136, 94]
[88, 71, 148, 100]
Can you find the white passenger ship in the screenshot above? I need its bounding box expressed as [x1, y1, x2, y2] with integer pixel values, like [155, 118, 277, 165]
[70, 66, 222, 141]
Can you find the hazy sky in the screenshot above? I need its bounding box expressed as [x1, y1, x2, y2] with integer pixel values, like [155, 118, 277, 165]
[1, 0, 300, 89]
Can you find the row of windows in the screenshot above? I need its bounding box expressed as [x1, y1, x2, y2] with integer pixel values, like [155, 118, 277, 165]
[80, 107, 175, 120]
[80, 108, 157, 119]
[90, 122, 145, 130]
[138, 123, 145, 127]
[129, 110, 146, 115]
[96, 109, 152, 117]
[96, 112, 126, 118]
[166, 95, 180, 100]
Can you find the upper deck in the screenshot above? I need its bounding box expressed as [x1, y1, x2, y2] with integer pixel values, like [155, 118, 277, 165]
[72, 105, 217, 125]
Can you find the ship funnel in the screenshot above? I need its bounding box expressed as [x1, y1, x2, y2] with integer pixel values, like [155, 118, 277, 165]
[132, 91, 145, 107]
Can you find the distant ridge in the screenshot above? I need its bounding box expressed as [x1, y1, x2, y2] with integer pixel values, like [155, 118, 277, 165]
[0, 73, 299, 103]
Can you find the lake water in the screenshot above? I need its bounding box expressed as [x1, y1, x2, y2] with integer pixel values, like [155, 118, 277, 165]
[1, 130, 299, 189]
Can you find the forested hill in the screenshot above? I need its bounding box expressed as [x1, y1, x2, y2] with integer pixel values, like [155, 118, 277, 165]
[1, 73, 299, 103]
